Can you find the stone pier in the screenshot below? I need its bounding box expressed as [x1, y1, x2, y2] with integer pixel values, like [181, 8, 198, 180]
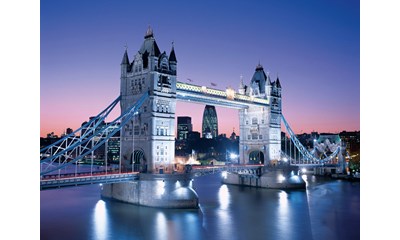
[222, 166, 306, 189]
[101, 173, 199, 208]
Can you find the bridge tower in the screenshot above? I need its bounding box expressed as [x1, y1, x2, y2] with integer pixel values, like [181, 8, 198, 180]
[120, 26, 177, 174]
[238, 64, 282, 165]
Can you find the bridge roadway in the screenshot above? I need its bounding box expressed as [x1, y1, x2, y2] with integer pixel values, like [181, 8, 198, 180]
[40, 164, 264, 190]
[40, 171, 140, 190]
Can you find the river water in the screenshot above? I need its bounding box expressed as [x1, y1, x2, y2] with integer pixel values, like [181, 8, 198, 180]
[40, 174, 360, 240]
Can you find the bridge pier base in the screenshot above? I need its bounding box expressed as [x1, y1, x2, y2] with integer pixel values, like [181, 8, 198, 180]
[222, 166, 306, 189]
[101, 173, 199, 208]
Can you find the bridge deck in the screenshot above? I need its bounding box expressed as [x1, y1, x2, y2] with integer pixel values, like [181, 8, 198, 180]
[40, 172, 139, 190]
[190, 164, 263, 177]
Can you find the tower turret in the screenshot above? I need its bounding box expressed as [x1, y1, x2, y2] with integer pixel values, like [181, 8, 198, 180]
[249, 63, 267, 97]
[121, 48, 130, 76]
[238, 75, 245, 95]
[169, 43, 177, 74]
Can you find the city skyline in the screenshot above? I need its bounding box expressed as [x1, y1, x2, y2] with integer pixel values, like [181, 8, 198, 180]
[40, 0, 360, 137]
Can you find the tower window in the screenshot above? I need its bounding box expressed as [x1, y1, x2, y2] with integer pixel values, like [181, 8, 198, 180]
[252, 118, 258, 125]
[252, 133, 258, 140]
[134, 126, 139, 135]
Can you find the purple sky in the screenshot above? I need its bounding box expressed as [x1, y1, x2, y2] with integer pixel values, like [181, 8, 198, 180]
[40, 0, 360, 137]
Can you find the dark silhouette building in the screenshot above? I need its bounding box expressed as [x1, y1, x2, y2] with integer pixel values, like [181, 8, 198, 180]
[177, 116, 192, 140]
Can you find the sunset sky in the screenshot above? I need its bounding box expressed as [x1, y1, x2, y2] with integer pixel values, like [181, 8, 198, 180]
[40, 0, 360, 137]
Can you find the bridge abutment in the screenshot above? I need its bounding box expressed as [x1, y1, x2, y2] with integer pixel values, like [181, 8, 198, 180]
[222, 166, 306, 189]
[101, 173, 199, 208]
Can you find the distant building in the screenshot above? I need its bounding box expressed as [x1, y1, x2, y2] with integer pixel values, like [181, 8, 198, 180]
[202, 105, 218, 139]
[339, 131, 360, 155]
[46, 132, 58, 138]
[230, 130, 237, 141]
[177, 116, 192, 140]
[107, 136, 120, 163]
[66, 128, 73, 135]
[187, 131, 201, 142]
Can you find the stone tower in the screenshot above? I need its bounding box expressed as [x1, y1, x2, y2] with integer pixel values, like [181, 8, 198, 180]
[120, 27, 177, 174]
[238, 63, 282, 165]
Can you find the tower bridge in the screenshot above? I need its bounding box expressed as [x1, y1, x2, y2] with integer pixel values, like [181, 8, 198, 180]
[40, 27, 345, 208]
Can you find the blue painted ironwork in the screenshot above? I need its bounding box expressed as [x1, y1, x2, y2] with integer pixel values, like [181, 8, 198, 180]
[281, 114, 341, 164]
[40, 96, 121, 159]
[40, 92, 149, 176]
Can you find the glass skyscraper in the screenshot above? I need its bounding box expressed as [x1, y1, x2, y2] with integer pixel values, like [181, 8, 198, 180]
[202, 105, 218, 139]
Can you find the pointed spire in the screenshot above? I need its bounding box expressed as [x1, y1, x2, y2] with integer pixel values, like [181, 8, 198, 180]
[239, 74, 244, 88]
[256, 61, 263, 71]
[263, 71, 270, 85]
[276, 76, 281, 88]
[169, 41, 177, 62]
[145, 25, 154, 39]
[121, 48, 129, 65]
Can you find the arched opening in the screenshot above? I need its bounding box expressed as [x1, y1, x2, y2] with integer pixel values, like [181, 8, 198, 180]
[249, 150, 264, 164]
[131, 149, 147, 173]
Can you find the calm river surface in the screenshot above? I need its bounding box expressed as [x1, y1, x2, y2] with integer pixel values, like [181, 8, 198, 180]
[40, 174, 360, 240]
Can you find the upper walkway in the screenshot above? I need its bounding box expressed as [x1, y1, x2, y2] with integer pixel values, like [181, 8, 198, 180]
[176, 81, 269, 109]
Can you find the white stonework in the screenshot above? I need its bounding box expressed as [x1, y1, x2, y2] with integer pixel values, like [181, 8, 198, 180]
[238, 64, 282, 165]
[120, 28, 177, 174]
[119, 29, 282, 171]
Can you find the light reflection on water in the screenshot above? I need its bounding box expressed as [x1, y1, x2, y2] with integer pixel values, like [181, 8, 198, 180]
[92, 200, 108, 240]
[218, 184, 230, 210]
[41, 174, 359, 240]
[216, 184, 233, 240]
